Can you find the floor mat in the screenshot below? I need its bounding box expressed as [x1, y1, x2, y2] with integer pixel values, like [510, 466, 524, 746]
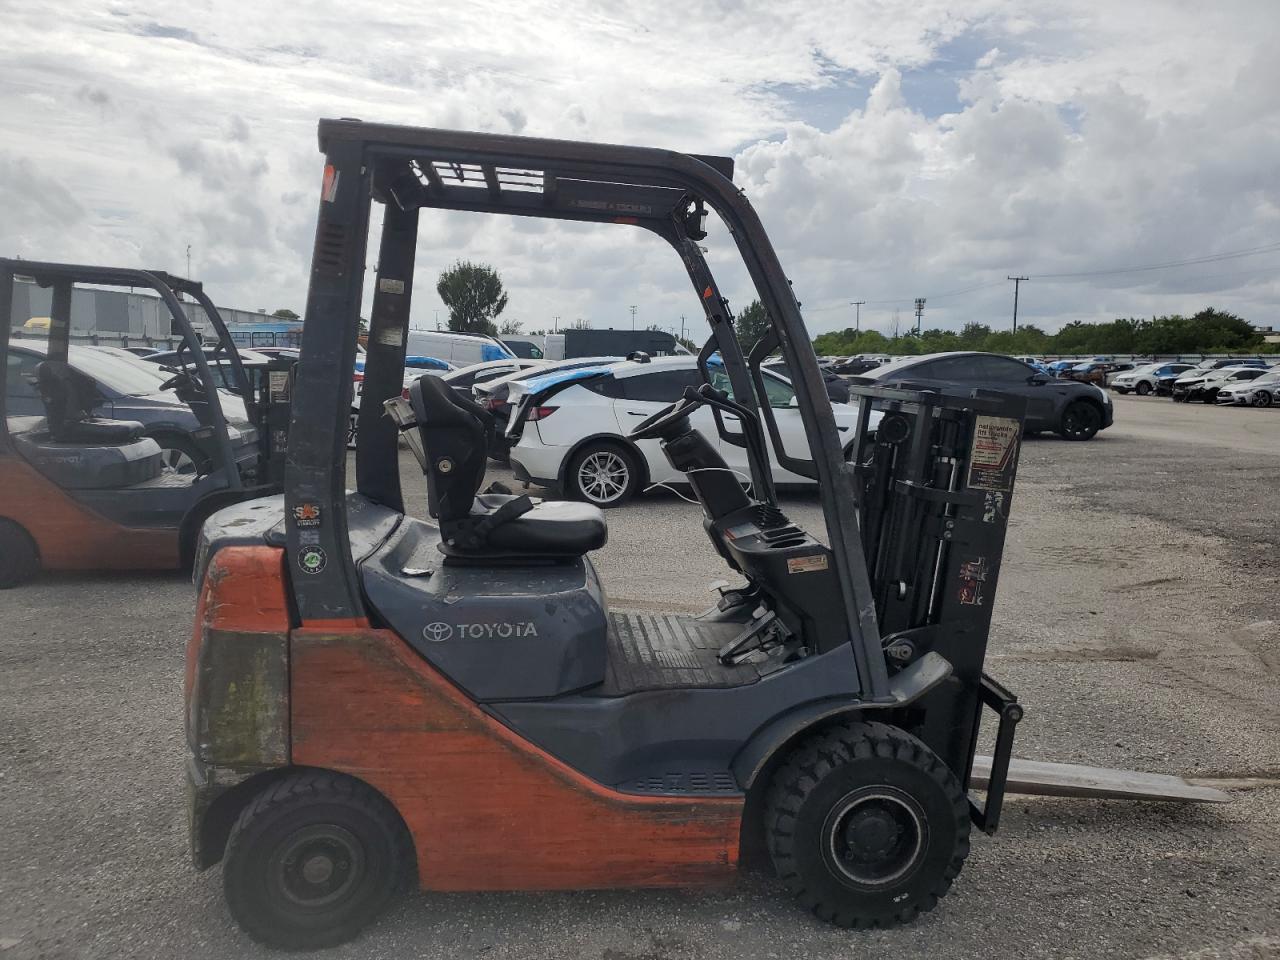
[601, 611, 761, 695]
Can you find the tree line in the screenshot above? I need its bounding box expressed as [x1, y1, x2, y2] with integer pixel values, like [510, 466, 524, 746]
[810, 308, 1276, 358]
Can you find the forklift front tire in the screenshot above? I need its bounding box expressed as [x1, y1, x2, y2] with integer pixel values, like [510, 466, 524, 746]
[765, 720, 970, 929]
[222, 770, 411, 950]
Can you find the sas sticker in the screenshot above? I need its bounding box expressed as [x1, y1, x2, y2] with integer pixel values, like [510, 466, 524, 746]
[787, 554, 829, 574]
[293, 503, 322, 528]
[298, 546, 328, 575]
[957, 556, 988, 606]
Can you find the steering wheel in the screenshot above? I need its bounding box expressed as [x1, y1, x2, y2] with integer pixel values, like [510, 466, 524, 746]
[627, 386, 708, 442]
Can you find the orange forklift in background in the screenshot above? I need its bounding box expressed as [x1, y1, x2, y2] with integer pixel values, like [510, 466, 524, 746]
[0, 261, 286, 585]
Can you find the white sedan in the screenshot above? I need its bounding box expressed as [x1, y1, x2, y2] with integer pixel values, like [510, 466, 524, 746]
[505, 355, 874, 507]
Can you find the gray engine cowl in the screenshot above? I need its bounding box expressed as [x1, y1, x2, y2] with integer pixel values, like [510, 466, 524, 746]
[362, 516, 609, 701]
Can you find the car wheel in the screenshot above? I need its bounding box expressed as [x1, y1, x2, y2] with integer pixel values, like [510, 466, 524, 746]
[150, 432, 209, 476]
[1253, 391, 1273, 408]
[1202, 391, 1217, 404]
[765, 720, 970, 929]
[1135, 382, 1152, 396]
[0, 518, 39, 588]
[222, 770, 410, 950]
[1113, 387, 1129, 395]
[1058, 400, 1102, 441]
[567, 442, 640, 507]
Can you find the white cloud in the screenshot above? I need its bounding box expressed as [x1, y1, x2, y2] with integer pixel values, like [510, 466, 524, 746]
[0, 0, 1277, 338]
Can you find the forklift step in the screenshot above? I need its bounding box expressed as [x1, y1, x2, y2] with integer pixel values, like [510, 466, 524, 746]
[601, 612, 761, 696]
[970, 755, 1231, 803]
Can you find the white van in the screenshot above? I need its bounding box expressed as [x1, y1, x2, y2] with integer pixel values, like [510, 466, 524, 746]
[404, 330, 515, 368]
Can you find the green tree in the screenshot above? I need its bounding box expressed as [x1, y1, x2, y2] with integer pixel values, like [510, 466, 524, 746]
[499, 318, 523, 335]
[436, 261, 509, 335]
[735, 300, 772, 353]
[271, 308, 299, 320]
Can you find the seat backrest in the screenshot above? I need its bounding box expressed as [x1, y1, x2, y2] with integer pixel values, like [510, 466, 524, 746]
[408, 374, 493, 522]
[35, 361, 91, 435]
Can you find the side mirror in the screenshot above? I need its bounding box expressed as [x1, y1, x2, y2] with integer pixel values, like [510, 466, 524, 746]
[788, 395, 800, 408]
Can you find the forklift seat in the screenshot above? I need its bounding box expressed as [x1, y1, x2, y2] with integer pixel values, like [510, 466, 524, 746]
[35, 361, 144, 444]
[408, 375, 607, 561]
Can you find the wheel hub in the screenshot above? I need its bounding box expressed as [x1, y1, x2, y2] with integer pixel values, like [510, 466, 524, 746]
[273, 825, 362, 908]
[825, 788, 926, 887]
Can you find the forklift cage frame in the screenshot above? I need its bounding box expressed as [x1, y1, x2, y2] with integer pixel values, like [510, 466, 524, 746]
[289, 119, 892, 701]
[0, 259, 246, 490]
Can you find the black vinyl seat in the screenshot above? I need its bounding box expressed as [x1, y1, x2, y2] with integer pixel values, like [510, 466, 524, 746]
[408, 375, 606, 562]
[35, 361, 145, 444]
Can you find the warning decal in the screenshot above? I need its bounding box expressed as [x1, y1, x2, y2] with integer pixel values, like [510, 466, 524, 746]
[967, 415, 1020, 492]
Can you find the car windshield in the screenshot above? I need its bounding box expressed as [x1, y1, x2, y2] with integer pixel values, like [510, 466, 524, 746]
[1250, 370, 1280, 384]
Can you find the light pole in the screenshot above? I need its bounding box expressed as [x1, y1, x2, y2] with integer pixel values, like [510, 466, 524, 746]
[553, 315, 560, 333]
[1007, 276, 1029, 333]
[850, 300, 865, 335]
[185, 244, 191, 278]
[629, 305, 637, 330]
[914, 298, 926, 335]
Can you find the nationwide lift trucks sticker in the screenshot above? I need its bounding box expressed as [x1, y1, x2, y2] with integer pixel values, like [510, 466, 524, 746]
[967, 415, 1021, 492]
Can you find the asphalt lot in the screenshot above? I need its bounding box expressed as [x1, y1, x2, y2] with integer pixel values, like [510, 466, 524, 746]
[1, 393, 1278, 960]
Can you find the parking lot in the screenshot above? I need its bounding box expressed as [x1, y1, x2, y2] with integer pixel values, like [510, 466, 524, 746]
[1, 393, 1278, 960]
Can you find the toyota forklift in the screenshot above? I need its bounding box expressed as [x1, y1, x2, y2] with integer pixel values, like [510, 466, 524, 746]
[0, 261, 292, 585]
[184, 121, 1226, 950]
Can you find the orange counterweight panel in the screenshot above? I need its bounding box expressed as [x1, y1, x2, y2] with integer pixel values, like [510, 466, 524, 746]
[290, 627, 744, 892]
[0, 457, 178, 570]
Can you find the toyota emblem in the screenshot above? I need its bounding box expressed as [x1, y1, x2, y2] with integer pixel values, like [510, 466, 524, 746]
[422, 622, 454, 642]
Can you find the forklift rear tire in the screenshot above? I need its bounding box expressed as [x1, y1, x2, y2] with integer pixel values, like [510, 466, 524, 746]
[222, 770, 411, 950]
[0, 519, 39, 588]
[765, 720, 970, 929]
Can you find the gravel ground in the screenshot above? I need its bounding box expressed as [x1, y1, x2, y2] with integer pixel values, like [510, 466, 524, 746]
[1, 393, 1277, 960]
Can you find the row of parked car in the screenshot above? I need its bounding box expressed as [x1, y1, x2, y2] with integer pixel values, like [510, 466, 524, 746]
[411, 349, 1114, 508]
[1107, 358, 1278, 407]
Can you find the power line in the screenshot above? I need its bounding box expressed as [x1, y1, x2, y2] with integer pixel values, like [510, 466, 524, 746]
[1028, 240, 1280, 280]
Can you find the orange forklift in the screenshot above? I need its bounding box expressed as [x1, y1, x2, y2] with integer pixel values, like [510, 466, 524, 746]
[184, 121, 1226, 949]
[0, 262, 289, 585]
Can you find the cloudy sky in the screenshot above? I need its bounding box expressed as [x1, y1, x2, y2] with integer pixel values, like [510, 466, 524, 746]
[2, 1, 1278, 339]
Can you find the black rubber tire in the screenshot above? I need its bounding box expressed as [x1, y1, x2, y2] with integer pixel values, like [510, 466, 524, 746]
[1057, 400, 1102, 441]
[1135, 381, 1152, 396]
[222, 770, 411, 951]
[0, 518, 39, 588]
[1202, 391, 1217, 404]
[566, 441, 641, 508]
[149, 431, 211, 476]
[1253, 391, 1273, 408]
[765, 720, 970, 929]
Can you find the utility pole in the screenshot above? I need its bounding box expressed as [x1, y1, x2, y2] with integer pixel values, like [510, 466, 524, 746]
[553, 315, 560, 333]
[434, 309, 440, 331]
[850, 300, 865, 335]
[679, 314, 686, 344]
[629, 305, 637, 330]
[185, 244, 191, 278]
[914, 298, 926, 335]
[1007, 276, 1029, 333]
